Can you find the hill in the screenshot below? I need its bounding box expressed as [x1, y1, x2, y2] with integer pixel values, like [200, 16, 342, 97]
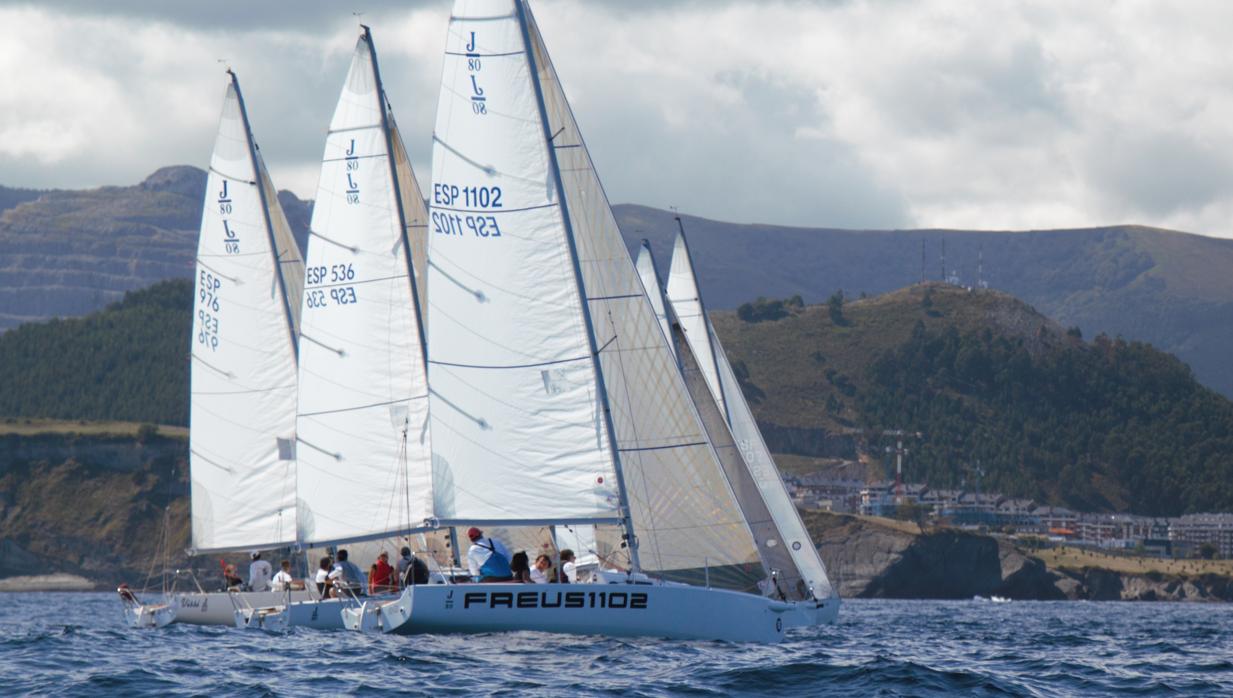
[0, 166, 310, 332]
[3, 277, 1231, 516]
[619, 205, 1233, 399]
[4, 167, 1233, 396]
[712, 283, 1233, 515]
[0, 280, 192, 425]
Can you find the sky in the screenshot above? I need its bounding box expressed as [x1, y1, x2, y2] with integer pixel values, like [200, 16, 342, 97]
[1, 0, 1232, 236]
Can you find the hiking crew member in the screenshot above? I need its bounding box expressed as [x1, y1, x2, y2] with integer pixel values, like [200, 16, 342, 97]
[328, 549, 365, 597]
[466, 527, 513, 582]
[398, 546, 430, 587]
[248, 551, 273, 592]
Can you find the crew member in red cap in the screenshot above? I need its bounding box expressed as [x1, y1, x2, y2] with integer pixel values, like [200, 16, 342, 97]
[466, 527, 514, 582]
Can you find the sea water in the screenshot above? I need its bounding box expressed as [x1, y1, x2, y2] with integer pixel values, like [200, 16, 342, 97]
[1, 593, 1230, 696]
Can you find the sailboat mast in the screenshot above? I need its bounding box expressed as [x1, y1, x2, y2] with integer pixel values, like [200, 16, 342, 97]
[363, 25, 429, 371]
[229, 69, 299, 358]
[514, 0, 641, 573]
[674, 216, 730, 425]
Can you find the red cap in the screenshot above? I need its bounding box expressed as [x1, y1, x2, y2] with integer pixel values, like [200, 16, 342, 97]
[467, 527, 482, 540]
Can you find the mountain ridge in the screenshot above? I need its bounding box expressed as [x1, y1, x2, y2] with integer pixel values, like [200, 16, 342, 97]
[3, 166, 1232, 396]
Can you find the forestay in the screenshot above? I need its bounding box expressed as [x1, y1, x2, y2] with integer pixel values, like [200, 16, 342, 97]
[635, 242, 674, 360]
[520, 1, 766, 588]
[296, 30, 433, 546]
[427, 0, 621, 524]
[190, 73, 303, 552]
[668, 230, 835, 599]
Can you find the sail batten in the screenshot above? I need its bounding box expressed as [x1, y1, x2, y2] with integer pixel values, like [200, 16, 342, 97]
[189, 72, 302, 553]
[294, 29, 433, 547]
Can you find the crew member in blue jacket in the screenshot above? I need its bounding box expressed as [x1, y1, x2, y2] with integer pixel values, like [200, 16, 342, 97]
[465, 527, 513, 582]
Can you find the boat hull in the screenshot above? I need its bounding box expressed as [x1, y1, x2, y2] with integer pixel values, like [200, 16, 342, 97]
[169, 590, 319, 626]
[375, 583, 837, 643]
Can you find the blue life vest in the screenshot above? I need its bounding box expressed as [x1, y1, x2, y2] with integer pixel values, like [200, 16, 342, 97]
[478, 540, 512, 578]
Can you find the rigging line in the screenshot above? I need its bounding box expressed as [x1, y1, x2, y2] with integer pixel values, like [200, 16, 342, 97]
[587, 293, 641, 302]
[444, 49, 523, 57]
[295, 436, 341, 460]
[191, 354, 235, 379]
[300, 332, 345, 357]
[617, 441, 707, 454]
[431, 201, 557, 215]
[208, 166, 256, 185]
[308, 229, 360, 253]
[195, 259, 240, 284]
[189, 449, 234, 474]
[326, 122, 382, 135]
[192, 383, 295, 396]
[429, 353, 590, 370]
[322, 151, 388, 164]
[304, 273, 409, 291]
[298, 395, 425, 419]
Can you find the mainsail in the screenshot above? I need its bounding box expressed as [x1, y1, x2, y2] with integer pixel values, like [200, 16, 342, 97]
[189, 71, 304, 552]
[425, 0, 765, 588]
[667, 225, 835, 599]
[295, 28, 433, 547]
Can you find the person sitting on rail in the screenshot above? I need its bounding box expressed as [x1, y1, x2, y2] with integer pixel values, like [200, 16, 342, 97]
[315, 557, 332, 597]
[465, 527, 513, 582]
[272, 559, 302, 591]
[369, 551, 396, 594]
[509, 551, 532, 583]
[556, 549, 578, 583]
[248, 551, 273, 592]
[328, 549, 365, 597]
[397, 546, 430, 587]
[529, 553, 552, 584]
[223, 563, 244, 591]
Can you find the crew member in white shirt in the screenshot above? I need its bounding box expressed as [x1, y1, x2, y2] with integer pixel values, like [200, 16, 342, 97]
[558, 548, 578, 583]
[529, 554, 552, 584]
[248, 551, 273, 592]
[271, 559, 295, 591]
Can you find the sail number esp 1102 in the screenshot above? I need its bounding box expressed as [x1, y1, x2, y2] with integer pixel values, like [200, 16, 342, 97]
[432, 184, 503, 239]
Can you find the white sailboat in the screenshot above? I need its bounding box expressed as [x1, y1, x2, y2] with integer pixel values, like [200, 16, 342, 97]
[239, 26, 437, 631]
[663, 216, 837, 614]
[121, 69, 320, 628]
[352, 0, 836, 642]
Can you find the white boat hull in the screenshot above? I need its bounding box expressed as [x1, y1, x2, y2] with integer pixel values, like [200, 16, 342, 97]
[121, 598, 179, 629]
[169, 590, 320, 626]
[351, 583, 838, 643]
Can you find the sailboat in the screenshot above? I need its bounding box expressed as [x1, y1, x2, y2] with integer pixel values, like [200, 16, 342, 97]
[233, 26, 437, 630]
[346, 0, 837, 642]
[128, 69, 317, 628]
[663, 217, 837, 617]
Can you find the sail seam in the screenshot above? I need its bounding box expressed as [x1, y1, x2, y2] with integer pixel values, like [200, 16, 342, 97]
[617, 441, 707, 453]
[208, 166, 255, 185]
[432, 202, 558, 215]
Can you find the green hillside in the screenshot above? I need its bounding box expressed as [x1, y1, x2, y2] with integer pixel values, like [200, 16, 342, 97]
[713, 283, 1233, 515]
[0, 280, 191, 425]
[2, 278, 1232, 515]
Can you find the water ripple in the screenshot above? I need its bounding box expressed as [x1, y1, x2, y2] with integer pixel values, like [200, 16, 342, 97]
[1, 595, 1231, 696]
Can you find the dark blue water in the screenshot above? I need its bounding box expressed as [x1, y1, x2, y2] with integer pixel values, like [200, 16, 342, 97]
[2, 594, 1231, 696]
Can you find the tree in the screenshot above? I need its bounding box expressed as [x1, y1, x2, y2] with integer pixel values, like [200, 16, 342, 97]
[827, 291, 845, 325]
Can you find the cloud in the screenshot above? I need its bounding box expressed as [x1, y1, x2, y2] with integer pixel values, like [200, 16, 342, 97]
[2, 0, 1233, 236]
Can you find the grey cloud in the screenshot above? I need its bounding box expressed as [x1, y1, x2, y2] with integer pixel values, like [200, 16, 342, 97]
[1088, 130, 1233, 218]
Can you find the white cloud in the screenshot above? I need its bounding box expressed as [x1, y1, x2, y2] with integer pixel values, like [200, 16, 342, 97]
[2, 0, 1232, 236]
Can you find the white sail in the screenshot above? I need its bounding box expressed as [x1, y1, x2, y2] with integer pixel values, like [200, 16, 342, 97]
[427, 1, 621, 524]
[668, 229, 835, 599]
[520, 2, 765, 588]
[666, 229, 727, 422]
[390, 118, 430, 318]
[295, 30, 433, 546]
[635, 242, 673, 359]
[189, 73, 302, 553]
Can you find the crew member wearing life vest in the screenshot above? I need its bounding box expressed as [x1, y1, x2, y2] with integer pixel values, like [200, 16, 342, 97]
[466, 527, 513, 582]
